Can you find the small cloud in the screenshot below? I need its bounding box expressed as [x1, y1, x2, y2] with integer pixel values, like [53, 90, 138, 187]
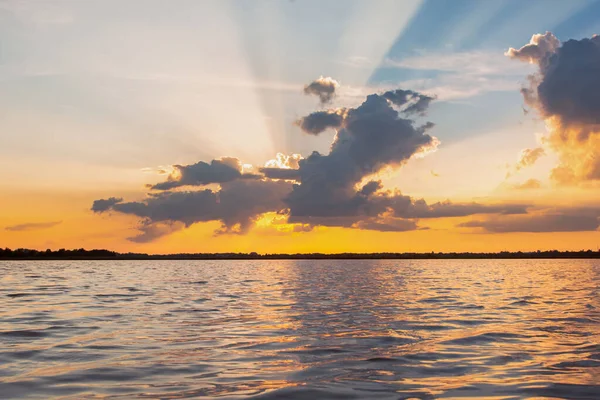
[128, 221, 185, 243]
[295, 109, 345, 135]
[91, 197, 123, 213]
[517, 148, 545, 171]
[458, 208, 600, 233]
[6, 221, 62, 232]
[505, 32, 560, 64]
[303, 76, 340, 105]
[506, 147, 546, 178]
[512, 179, 542, 190]
[141, 166, 172, 175]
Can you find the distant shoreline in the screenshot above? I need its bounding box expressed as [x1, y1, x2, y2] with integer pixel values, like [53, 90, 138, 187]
[1, 248, 599, 261]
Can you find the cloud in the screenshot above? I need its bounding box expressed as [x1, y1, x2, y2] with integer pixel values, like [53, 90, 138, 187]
[259, 167, 301, 181]
[93, 179, 292, 239]
[512, 179, 542, 190]
[507, 147, 546, 178]
[150, 157, 258, 190]
[91, 197, 123, 212]
[286, 190, 528, 229]
[91, 80, 533, 241]
[303, 76, 339, 104]
[259, 152, 302, 181]
[295, 110, 345, 135]
[382, 89, 435, 115]
[129, 221, 185, 243]
[286, 213, 419, 232]
[505, 32, 561, 63]
[5, 221, 62, 232]
[458, 208, 600, 233]
[507, 32, 600, 184]
[287, 89, 437, 220]
[264, 153, 303, 169]
[354, 218, 418, 232]
[359, 180, 383, 196]
[516, 147, 545, 170]
[396, 200, 528, 219]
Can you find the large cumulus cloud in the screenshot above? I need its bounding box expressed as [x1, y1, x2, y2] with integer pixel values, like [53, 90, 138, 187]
[92, 79, 538, 241]
[287, 89, 438, 220]
[507, 32, 600, 184]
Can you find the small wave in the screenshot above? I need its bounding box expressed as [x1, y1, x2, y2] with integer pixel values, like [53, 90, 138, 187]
[443, 332, 527, 345]
[365, 357, 398, 362]
[0, 329, 48, 338]
[509, 300, 539, 306]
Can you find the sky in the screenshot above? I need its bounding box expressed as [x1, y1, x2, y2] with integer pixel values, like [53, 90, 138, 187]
[1, 0, 600, 253]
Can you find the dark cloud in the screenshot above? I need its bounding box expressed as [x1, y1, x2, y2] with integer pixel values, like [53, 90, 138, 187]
[295, 110, 344, 135]
[287, 215, 364, 228]
[523, 35, 600, 125]
[5, 221, 62, 232]
[303, 76, 339, 104]
[286, 214, 418, 232]
[382, 89, 435, 115]
[92, 79, 545, 241]
[91, 197, 123, 212]
[354, 218, 418, 232]
[287, 91, 437, 220]
[151, 158, 258, 190]
[129, 221, 185, 243]
[359, 180, 383, 196]
[507, 32, 600, 184]
[393, 199, 528, 219]
[259, 167, 301, 181]
[94, 179, 292, 239]
[287, 191, 527, 230]
[458, 208, 600, 233]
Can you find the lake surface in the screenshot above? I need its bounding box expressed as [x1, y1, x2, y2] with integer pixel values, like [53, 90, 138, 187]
[1, 259, 600, 399]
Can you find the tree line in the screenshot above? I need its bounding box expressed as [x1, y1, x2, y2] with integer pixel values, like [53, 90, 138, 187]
[1, 247, 599, 260]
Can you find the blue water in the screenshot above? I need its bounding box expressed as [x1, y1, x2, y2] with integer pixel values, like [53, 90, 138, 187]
[1, 259, 600, 399]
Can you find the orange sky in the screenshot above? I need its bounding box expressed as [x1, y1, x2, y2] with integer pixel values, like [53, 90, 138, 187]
[1, 187, 598, 254]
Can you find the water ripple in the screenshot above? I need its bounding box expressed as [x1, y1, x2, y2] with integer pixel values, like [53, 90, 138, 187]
[1, 259, 600, 399]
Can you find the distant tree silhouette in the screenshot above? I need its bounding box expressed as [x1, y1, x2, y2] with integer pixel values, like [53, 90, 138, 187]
[0, 247, 598, 260]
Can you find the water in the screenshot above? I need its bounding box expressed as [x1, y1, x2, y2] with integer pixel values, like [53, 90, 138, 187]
[1, 259, 600, 399]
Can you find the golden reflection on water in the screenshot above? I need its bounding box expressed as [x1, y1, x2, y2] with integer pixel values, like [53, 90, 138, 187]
[1, 259, 600, 399]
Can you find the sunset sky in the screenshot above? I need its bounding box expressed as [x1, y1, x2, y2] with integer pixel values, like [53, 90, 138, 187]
[1, 0, 600, 253]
